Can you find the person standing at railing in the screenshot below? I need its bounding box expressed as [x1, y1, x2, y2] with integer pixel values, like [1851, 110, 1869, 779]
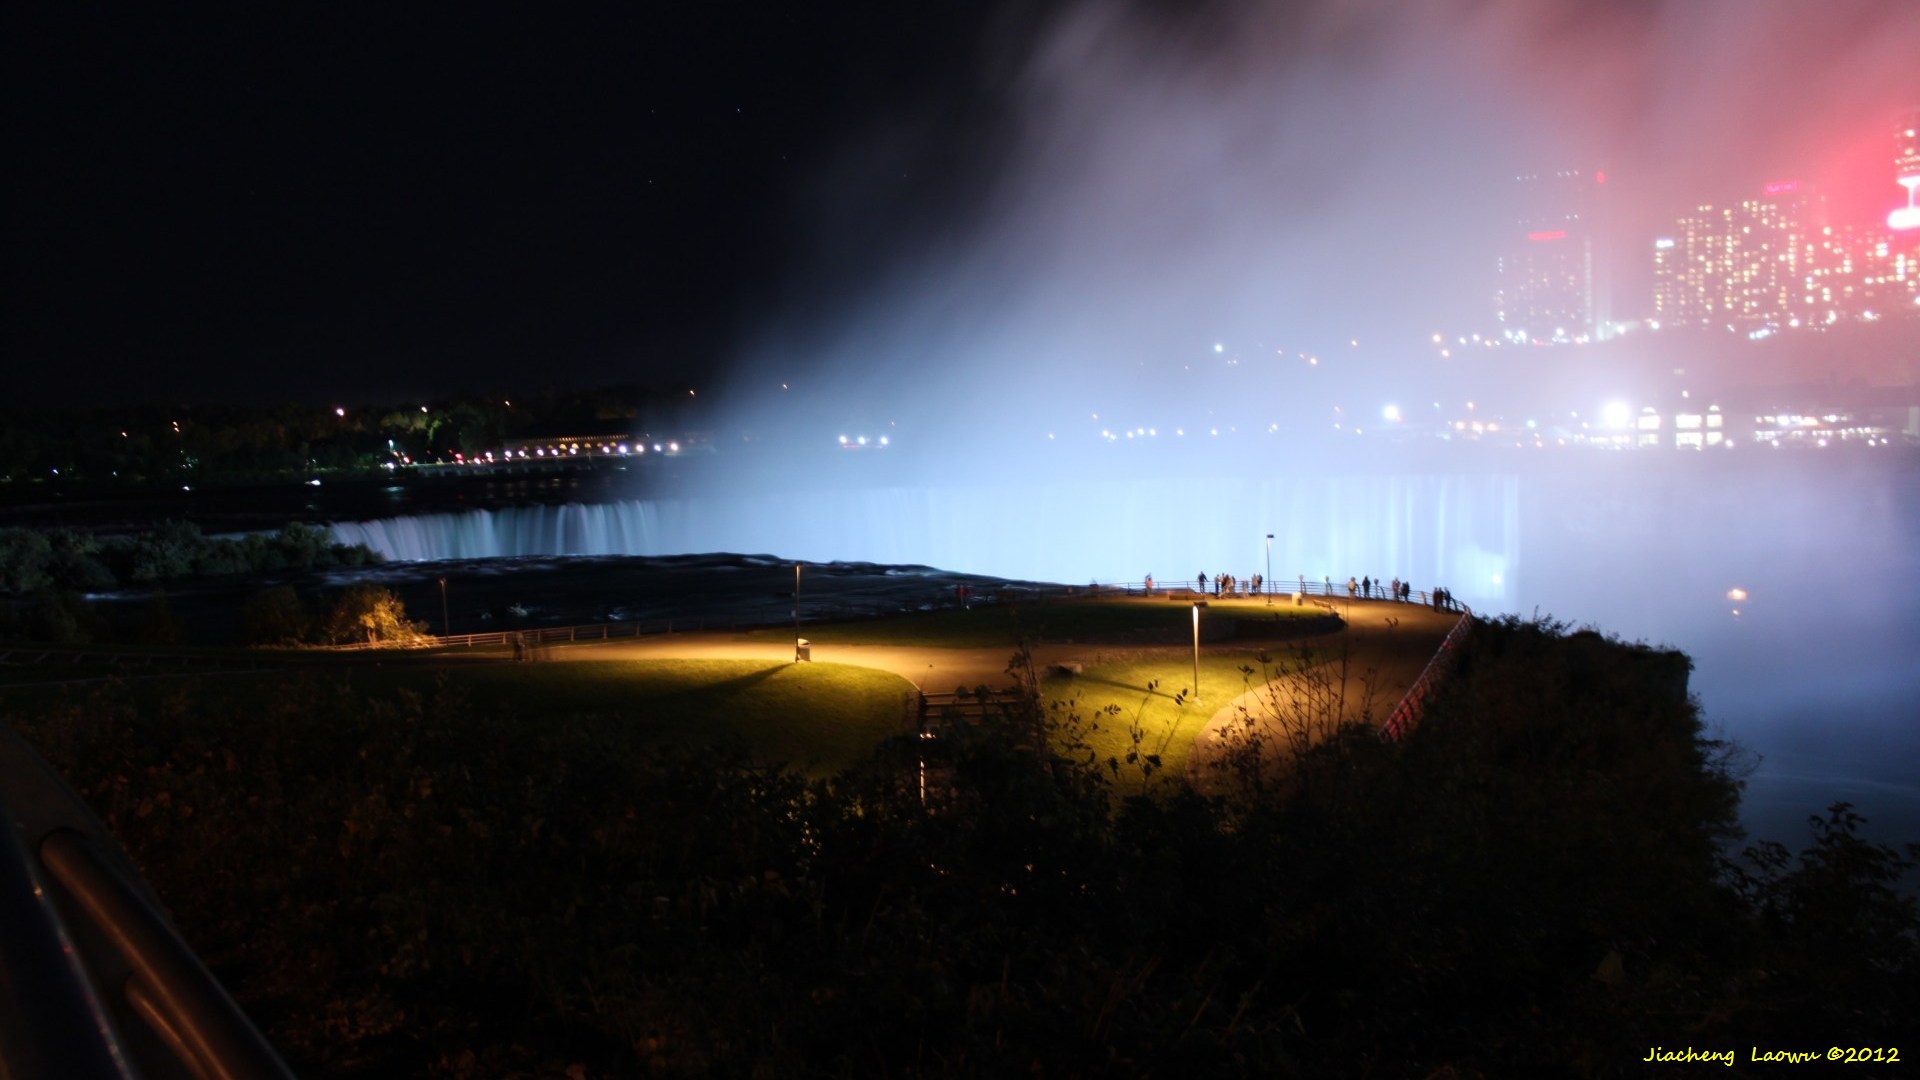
[1361, 575, 1371, 599]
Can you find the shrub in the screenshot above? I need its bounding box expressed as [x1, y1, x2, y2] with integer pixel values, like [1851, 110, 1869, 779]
[321, 585, 429, 645]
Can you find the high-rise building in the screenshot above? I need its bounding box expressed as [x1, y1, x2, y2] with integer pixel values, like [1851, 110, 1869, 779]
[1651, 108, 1920, 334]
[1495, 169, 1610, 344]
[1652, 181, 1824, 332]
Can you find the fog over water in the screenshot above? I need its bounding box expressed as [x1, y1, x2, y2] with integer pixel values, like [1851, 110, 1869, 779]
[329, 0, 1920, 845]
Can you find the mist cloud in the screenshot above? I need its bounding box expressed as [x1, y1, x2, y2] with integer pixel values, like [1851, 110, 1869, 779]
[724, 0, 1920, 453]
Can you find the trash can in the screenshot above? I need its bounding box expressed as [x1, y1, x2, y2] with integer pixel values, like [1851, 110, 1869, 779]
[795, 638, 810, 662]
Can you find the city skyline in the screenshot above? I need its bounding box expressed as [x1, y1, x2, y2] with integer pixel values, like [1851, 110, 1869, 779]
[8, 2, 1919, 409]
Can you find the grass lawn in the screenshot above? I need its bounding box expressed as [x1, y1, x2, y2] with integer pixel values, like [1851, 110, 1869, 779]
[1041, 645, 1324, 793]
[744, 596, 1326, 649]
[380, 660, 916, 776]
[2, 596, 1365, 788]
[0, 658, 915, 779]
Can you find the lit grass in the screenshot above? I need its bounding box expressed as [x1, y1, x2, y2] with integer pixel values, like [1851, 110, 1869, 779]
[1041, 647, 1319, 793]
[745, 596, 1325, 649]
[357, 659, 914, 776]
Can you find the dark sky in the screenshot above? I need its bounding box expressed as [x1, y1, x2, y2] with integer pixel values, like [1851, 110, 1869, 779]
[6, 4, 1024, 405]
[8, 2, 1918, 409]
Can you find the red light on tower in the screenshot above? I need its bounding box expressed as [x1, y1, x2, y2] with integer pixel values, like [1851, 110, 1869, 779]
[1595, 170, 1606, 185]
[1527, 229, 1567, 242]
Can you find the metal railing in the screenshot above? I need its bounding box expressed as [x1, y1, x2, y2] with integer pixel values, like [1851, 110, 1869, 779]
[319, 588, 1091, 652]
[1378, 607, 1476, 742]
[0, 725, 294, 1080]
[1099, 579, 1467, 609]
[314, 579, 1474, 654]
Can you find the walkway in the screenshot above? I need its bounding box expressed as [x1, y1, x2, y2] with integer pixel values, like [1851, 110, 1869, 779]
[1186, 599, 1462, 785]
[540, 635, 1069, 693]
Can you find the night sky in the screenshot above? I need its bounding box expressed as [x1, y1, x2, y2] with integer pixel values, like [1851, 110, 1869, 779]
[8, 2, 1918, 408]
[7, 3, 1022, 404]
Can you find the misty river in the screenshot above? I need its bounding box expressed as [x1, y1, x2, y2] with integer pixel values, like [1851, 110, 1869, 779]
[326, 452, 1920, 848]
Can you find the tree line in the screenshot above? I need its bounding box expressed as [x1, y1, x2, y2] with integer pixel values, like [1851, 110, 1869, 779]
[0, 522, 431, 647]
[0, 383, 705, 491]
[0, 522, 376, 594]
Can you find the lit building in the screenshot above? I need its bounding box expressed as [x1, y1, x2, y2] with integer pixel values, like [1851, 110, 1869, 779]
[1878, 107, 1920, 314]
[1890, 105, 1920, 232]
[1495, 169, 1610, 344]
[1654, 181, 1825, 332]
[1798, 109, 1920, 320]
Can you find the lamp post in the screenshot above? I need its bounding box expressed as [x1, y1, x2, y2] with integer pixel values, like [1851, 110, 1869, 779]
[437, 576, 449, 638]
[1264, 533, 1274, 606]
[794, 562, 804, 660]
[1191, 601, 1208, 703]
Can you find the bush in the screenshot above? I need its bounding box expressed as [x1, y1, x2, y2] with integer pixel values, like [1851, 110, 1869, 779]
[0, 528, 55, 592]
[239, 585, 313, 646]
[321, 585, 429, 645]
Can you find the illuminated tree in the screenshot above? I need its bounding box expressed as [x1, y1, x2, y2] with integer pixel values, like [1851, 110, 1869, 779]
[323, 585, 429, 646]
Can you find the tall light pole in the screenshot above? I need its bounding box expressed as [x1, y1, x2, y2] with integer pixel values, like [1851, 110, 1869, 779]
[794, 562, 804, 659]
[437, 576, 449, 638]
[1264, 533, 1274, 606]
[1191, 601, 1208, 703]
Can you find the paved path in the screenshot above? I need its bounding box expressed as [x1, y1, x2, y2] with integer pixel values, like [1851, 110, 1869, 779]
[538, 635, 1081, 693]
[1186, 599, 1464, 785]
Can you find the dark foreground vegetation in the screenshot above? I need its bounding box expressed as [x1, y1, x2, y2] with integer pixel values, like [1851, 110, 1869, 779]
[7, 616, 1917, 1077]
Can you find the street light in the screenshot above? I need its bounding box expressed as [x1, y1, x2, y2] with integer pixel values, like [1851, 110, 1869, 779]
[437, 577, 449, 638]
[1264, 534, 1274, 606]
[1191, 601, 1208, 703]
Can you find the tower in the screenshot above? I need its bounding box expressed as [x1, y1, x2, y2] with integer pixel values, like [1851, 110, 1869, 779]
[1891, 106, 1920, 232]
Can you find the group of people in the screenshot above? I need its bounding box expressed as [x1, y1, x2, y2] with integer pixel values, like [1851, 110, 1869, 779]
[1343, 575, 1414, 602]
[1194, 572, 1264, 597]
[1151, 571, 1459, 611]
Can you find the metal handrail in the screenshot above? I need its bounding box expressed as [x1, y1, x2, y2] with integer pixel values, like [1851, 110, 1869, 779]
[0, 803, 135, 1080]
[0, 725, 293, 1080]
[39, 829, 291, 1080]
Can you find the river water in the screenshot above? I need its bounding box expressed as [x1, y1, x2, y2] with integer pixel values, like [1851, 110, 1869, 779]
[314, 448, 1920, 849]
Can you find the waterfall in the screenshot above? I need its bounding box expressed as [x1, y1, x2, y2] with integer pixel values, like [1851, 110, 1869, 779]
[328, 473, 1522, 606]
